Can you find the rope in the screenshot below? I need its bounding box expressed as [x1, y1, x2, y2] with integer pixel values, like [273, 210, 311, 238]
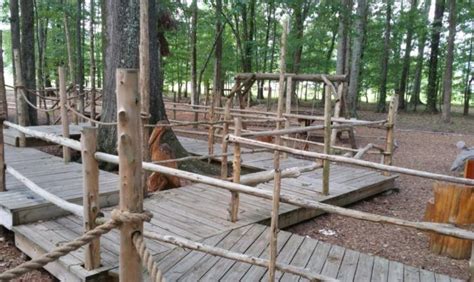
[18, 88, 61, 112]
[65, 104, 118, 126]
[132, 232, 165, 282]
[0, 219, 118, 281]
[0, 209, 152, 281]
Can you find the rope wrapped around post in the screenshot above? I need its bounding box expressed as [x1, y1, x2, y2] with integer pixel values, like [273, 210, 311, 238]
[132, 232, 165, 282]
[0, 209, 152, 281]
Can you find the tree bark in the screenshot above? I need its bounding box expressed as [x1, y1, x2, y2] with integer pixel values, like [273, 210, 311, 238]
[258, 1, 274, 100]
[441, 0, 456, 122]
[20, 0, 37, 125]
[377, 0, 392, 113]
[347, 0, 368, 117]
[213, 0, 223, 108]
[336, 0, 351, 76]
[426, 0, 445, 113]
[9, 0, 20, 122]
[76, 0, 85, 115]
[398, 0, 417, 110]
[190, 0, 198, 112]
[410, 0, 430, 110]
[463, 37, 473, 116]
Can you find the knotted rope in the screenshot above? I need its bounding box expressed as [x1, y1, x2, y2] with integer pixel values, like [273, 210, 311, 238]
[132, 232, 165, 282]
[0, 210, 152, 281]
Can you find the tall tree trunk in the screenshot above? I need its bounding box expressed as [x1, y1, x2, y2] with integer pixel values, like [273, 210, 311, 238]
[336, 0, 350, 76]
[426, 0, 445, 113]
[20, 0, 37, 125]
[10, 0, 21, 123]
[190, 0, 198, 113]
[442, 0, 456, 122]
[64, 11, 76, 87]
[266, 14, 277, 110]
[258, 1, 273, 100]
[89, 0, 96, 104]
[398, 0, 417, 110]
[213, 0, 223, 107]
[410, 0, 430, 110]
[98, 0, 140, 153]
[377, 0, 392, 113]
[464, 37, 473, 116]
[347, 0, 368, 117]
[76, 0, 85, 115]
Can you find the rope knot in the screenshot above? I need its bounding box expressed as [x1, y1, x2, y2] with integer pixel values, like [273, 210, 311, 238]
[110, 209, 153, 224]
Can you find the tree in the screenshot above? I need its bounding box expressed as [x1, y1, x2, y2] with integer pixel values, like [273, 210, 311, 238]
[76, 0, 85, 114]
[20, 0, 37, 125]
[190, 0, 198, 111]
[442, 0, 456, 122]
[336, 0, 351, 76]
[398, 0, 417, 110]
[9, 0, 21, 122]
[213, 0, 223, 107]
[377, 0, 392, 113]
[426, 0, 445, 113]
[347, 0, 368, 117]
[410, 0, 430, 110]
[463, 37, 472, 116]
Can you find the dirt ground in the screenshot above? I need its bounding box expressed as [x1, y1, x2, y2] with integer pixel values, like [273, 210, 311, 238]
[2, 100, 473, 280]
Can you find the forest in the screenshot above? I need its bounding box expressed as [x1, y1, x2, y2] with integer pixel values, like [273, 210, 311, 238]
[0, 0, 472, 125]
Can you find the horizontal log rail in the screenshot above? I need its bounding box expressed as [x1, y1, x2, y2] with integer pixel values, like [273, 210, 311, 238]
[6, 166, 84, 217]
[240, 120, 386, 138]
[228, 135, 474, 187]
[93, 151, 474, 240]
[235, 72, 347, 82]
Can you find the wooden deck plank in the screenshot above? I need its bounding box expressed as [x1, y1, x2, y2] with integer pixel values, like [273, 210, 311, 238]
[336, 249, 360, 282]
[321, 244, 346, 278]
[280, 238, 318, 282]
[404, 265, 421, 282]
[371, 256, 390, 282]
[388, 261, 405, 282]
[354, 252, 375, 281]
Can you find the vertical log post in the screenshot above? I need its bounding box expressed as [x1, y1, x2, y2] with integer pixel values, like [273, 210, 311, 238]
[117, 69, 143, 282]
[383, 94, 399, 176]
[229, 117, 242, 222]
[208, 92, 216, 160]
[0, 32, 5, 191]
[81, 126, 100, 270]
[221, 99, 232, 179]
[140, 0, 151, 196]
[13, 49, 27, 147]
[283, 76, 293, 158]
[0, 118, 4, 192]
[268, 18, 288, 282]
[322, 84, 332, 195]
[0, 31, 7, 121]
[330, 82, 344, 147]
[58, 67, 71, 163]
[89, 0, 96, 126]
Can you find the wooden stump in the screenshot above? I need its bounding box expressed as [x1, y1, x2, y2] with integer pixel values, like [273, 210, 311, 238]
[424, 182, 474, 259]
[465, 160, 474, 179]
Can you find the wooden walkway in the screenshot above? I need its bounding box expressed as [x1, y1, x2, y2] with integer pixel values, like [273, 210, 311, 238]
[128, 224, 463, 282]
[1, 125, 461, 281]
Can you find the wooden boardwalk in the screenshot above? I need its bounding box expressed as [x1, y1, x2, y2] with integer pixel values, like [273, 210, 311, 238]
[1, 126, 460, 281]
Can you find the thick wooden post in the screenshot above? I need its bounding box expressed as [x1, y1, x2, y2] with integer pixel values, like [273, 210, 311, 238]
[140, 0, 151, 196]
[229, 117, 242, 222]
[269, 18, 288, 282]
[13, 49, 27, 147]
[322, 84, 332, 195]
[384, 94, 399, 176]
[117, 69, 143, 282]
[81, 126, 100, 270]
[221, 99, 232, 179]
[283, 76, 293, 158]
[208, 92, 216, 159]
[58, 67, 71, 163]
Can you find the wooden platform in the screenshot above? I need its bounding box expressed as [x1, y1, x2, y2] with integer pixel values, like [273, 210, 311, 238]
[0, 145, 119, 229]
